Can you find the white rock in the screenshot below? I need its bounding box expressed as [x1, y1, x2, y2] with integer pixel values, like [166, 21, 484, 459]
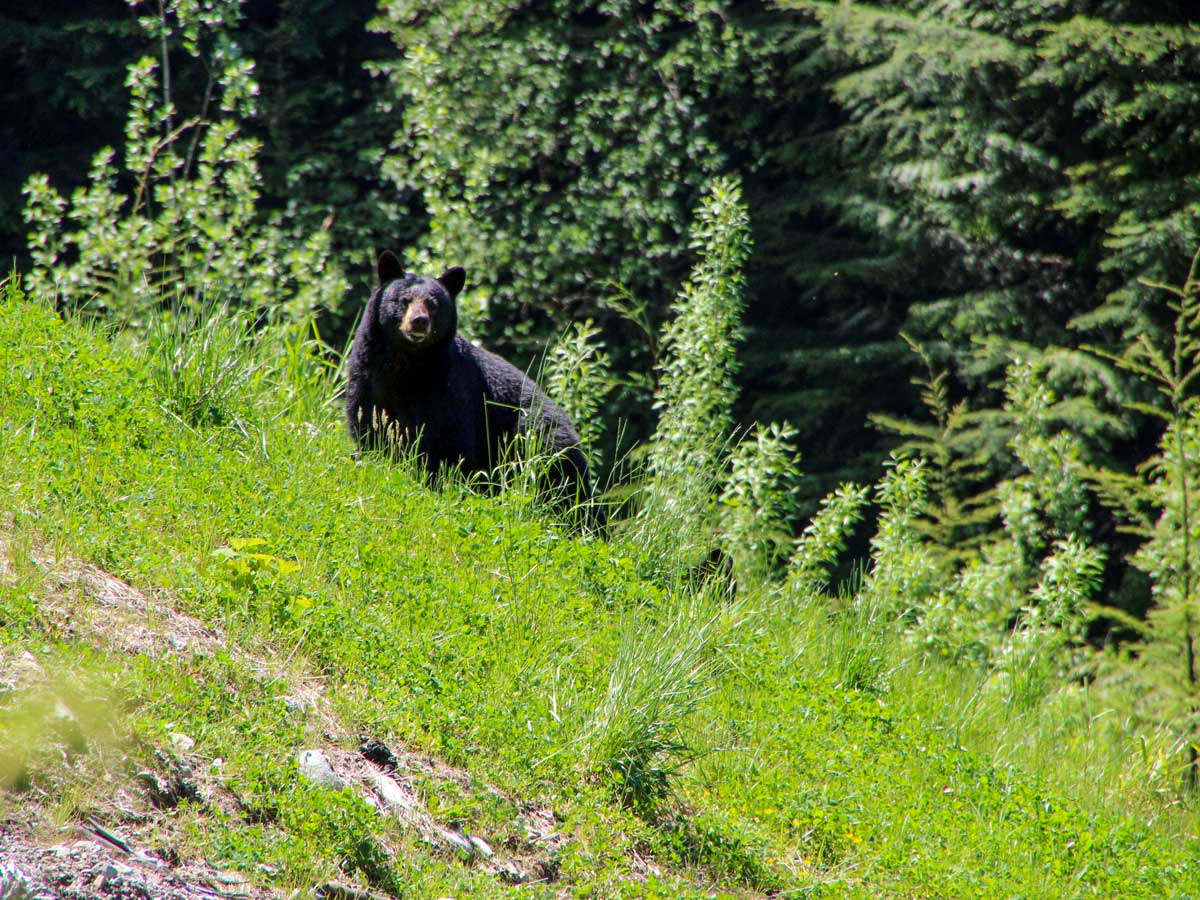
[297, 749, 344, 790]
[441, 830, 473, 855]
[369, 774, 417, 812]
[468, 834, 494, 858]
[0, 862, 35, 900]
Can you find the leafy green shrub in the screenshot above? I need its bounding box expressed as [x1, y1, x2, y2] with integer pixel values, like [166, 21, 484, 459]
[634, 176, 751, 579]
[372, 1, 758, 346]
[999, 360, 1091, 570]
[783, 458, 933, 697]
[719, 422, 803, 584]
[543, 318, 616, 478]
[787, 481, 871, 599]
[996, 535, 1106, 709]
[22, 0, 345, 326]
[859, 455, 938, 618]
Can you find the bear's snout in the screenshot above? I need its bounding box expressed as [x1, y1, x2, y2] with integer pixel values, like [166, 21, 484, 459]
[401, 302, 434, 341]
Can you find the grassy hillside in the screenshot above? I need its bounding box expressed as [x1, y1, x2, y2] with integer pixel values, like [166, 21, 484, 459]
[2, 282, 1200, 898]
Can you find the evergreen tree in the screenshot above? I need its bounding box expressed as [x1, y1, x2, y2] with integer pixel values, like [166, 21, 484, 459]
[780, 0, 1083, 377]
[1088, 251, 1200, 790]
[771, 0, 1200, 501]
[869, 337, 1001, 570]
[1041, 12, 1200, 347]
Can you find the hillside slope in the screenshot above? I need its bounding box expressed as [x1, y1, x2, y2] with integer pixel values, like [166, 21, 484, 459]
[2, 288, 1199, 898]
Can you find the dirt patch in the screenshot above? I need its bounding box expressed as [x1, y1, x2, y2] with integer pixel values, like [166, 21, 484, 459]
[306, 743, 568, 887]
[1, 825, 283, 900]
[53, 564, 228, 661]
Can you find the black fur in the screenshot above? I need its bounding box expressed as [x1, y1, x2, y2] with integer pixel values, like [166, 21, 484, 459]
[345, 252, 596, 512]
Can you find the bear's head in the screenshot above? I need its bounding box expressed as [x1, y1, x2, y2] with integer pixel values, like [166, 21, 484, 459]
[373, 250, 466, 351]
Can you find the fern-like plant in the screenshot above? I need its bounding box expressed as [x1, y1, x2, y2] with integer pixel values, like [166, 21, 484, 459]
[1087, 248, 1200, 789]
[870, 336, 1001, 572]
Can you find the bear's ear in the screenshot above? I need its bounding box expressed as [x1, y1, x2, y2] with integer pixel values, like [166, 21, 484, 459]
[437, 265, 466, 298]
[376, 250, 404, 285]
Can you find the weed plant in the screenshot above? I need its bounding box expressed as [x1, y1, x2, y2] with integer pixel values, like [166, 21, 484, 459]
[635, 176, 751, 581]
[787, 481, 871, 599]
[719, 422, 803, 584]
[542, 319, 615, 479]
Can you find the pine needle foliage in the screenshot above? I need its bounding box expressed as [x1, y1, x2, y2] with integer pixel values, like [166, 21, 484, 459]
[774, 1, 1200, 505]
[783, 0, 1076, 372]
[786, 0, 1200, 359]
[1042, 15, 1200, 346]
[1087, 249, 1200, 791]
[870, 336, 1002, 570]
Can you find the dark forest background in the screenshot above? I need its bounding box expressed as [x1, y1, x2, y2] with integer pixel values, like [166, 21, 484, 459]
[5, 1, 1200, 607]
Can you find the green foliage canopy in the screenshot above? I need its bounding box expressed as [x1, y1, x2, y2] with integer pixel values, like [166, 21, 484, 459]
[371, 0, 761, 348]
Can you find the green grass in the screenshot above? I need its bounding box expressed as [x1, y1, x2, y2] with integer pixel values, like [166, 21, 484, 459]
[2, 284, 1199, 898]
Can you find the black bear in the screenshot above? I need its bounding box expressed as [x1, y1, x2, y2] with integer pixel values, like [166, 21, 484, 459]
[345, 251, 597, 515]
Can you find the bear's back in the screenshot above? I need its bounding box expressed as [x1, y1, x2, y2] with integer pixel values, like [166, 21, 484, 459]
[460, 337, 582, 453]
